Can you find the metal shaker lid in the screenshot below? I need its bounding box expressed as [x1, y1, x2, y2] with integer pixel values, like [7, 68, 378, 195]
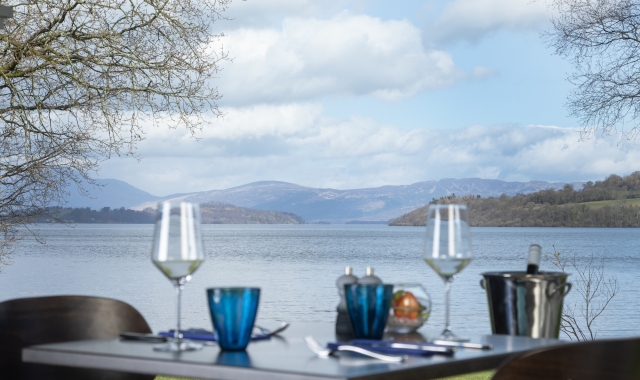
[359, 266, 382, 284]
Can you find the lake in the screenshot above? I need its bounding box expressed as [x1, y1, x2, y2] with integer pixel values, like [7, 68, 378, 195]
[0, 224, 638, 339]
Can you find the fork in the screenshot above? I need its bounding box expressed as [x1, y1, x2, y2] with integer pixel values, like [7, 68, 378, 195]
[304, 336, 406, 363]
[254, 322, 290, 337]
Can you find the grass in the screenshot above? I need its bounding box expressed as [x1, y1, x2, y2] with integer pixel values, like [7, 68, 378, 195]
[573, 198, 640, 209]
[437, 371, 494, 380]
[155, 371, 495, 380]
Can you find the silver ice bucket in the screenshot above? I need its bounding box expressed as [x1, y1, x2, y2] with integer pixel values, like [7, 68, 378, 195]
[480, 271, 571, 339]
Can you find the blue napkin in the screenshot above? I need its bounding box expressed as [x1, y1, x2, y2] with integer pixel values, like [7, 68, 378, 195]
[159, 328, 270, 342]
[327, 340, 455, 357]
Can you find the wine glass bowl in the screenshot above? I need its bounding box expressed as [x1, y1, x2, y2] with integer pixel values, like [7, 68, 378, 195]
[151, 201, 205, 352]
[423, 204, 472, 341]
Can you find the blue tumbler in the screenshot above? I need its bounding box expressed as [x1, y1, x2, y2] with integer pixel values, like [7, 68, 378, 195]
[344, 284, 393, 339]
[207, 287, 260, 351]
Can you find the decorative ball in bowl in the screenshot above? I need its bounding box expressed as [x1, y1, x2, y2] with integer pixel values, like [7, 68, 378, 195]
[386, 283, 431, 333]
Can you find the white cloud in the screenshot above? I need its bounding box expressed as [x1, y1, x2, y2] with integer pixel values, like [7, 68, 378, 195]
[99, 104, 640, 195]
[217, 11, 482, 104]
[426, 0, 554, 44]
[220, 0, 345, 29]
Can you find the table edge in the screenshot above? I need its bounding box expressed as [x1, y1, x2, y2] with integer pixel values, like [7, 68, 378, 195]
[23, 347, 344, 380]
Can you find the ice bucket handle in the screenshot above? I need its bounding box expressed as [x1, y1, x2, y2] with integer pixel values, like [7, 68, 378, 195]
[546, 282, 572, 298]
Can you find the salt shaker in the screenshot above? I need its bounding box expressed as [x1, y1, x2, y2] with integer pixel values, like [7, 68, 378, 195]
[336, 266, 357, 335]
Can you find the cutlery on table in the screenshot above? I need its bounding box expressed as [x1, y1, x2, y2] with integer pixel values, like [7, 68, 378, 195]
[431, 340, 493, 350]
[352, 338, 491, 351]
[254, 322, 290, 337]
[304, 336, 407, 363]
[156, 324, 289, 347]
[158, 328, 270, 347]
[350, 339, 493, 352]
[348, 340, 455, 356]
[119, 332, 167, 343]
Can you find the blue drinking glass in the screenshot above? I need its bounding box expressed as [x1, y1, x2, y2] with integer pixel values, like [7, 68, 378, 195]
[207, 287, 260, 351]
[344, 284, 393, 339]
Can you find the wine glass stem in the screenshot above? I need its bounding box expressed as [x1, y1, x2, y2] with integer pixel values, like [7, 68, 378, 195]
[444, 278, 452, 333]
[174, 281, 183, 342]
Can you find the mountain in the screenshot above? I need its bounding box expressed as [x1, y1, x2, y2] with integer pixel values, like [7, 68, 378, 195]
[61, 178, 161, 209]
[63, 178, 584, 223]
[131, 179, 584, 223]
[61, 178, 193, 209]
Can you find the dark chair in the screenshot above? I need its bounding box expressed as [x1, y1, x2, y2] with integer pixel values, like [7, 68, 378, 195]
[0, 295, 155, 380]
[492, 337, 640, 380]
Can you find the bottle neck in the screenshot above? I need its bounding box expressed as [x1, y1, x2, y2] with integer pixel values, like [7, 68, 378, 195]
[527, 244, 541, 274]
[527, 245, 541, 266]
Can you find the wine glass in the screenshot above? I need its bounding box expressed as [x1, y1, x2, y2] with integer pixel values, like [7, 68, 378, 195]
[423, 204, 472, 342]
[151, 201, 205, 352]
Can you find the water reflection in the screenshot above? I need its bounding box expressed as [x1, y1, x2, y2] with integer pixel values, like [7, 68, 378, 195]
[215, 351, 252, 367]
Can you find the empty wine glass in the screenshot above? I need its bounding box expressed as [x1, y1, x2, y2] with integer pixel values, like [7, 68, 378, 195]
[151, 201, 205, 351]
[423, 204, 472, 342]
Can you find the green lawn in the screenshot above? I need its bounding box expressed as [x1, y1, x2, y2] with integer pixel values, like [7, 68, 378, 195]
[437, 371, 494, 380]
[156, 372, 494, 380]
[573, 198, 640, 208]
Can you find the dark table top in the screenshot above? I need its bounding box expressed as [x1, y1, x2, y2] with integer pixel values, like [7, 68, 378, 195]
[23, 322, 564, 380]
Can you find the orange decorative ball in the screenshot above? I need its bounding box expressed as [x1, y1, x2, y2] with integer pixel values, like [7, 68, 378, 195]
[393, 291, 420, 319]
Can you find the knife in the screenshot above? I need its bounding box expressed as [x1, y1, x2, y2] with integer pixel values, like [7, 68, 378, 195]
[341, 340, 455, 356]
[431, 340, 493, 350]
[119, 332, 167, 343]
[353, 338, 492, 350]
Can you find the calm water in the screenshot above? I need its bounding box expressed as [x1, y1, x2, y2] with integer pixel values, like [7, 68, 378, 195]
[0, 224, 638, 338]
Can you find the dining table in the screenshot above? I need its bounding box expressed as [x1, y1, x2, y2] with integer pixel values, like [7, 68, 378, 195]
[22, 322, 565, 380]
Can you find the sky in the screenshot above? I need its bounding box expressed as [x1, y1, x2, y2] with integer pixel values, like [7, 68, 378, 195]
[100, 0, 640, 196]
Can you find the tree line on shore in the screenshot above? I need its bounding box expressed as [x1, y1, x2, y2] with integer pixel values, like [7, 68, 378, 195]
[39, 207, 155, 224]
[38, 203, 305, 225]
[390, 172, 640, 227]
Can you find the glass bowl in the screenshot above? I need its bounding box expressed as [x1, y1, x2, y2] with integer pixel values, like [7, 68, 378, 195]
[386, 283, 431, 333]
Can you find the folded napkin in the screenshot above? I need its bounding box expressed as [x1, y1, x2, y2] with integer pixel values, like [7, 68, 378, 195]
[159, 328, 270, 342]
[327, 339, 455, 357]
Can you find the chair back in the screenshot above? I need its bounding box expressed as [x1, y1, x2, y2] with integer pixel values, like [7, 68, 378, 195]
[0, 295, 154, 380]
[492, 337, 640, 380]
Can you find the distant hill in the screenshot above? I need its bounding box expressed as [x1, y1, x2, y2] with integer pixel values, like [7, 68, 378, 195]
[43, 207, 156, 224]
[62, 177, 585, 223]
[390, 173, 640, 228]
[199, 202, 304, 224]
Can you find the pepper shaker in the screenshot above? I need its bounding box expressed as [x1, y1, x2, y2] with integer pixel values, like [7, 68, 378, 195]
[336, 266, 357, 335]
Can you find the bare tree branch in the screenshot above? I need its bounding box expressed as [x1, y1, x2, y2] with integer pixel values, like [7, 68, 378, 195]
[544, 0, 640, 141]
[0, 0, 232, 269]
[549, 249, 619, 340]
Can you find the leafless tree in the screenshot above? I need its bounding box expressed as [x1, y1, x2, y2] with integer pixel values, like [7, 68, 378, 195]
[550, 247, 619, 340]
[0, 0, 231, 271]
[544, 0, 640, 141]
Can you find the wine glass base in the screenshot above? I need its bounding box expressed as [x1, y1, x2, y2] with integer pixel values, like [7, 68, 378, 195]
[439, 329, 470, 342]
[153, 340, 203, 352]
